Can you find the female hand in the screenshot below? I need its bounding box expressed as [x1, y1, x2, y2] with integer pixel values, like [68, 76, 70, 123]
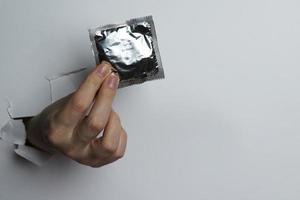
[25, 61, 127, 167]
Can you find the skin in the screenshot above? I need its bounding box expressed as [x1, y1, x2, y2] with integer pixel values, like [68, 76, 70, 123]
[24, 61, 127, 167]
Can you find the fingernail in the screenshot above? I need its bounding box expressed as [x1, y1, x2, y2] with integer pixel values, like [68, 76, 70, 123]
[107, 73, 119, 89]
[96, 61, 110, 78]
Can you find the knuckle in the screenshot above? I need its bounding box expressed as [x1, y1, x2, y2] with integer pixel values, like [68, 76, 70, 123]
[86, 74, 101, 88]
[70, 95, 87, 113]
[76, 158, 89, 166]
[47, 127, 63, 146]
[65, 148, 83, 161]
[111, 111, 120, 123]
[64, 148, 76, 158]
[47, 131, 58, 145]
[89, 164, 99, 168]
[102, 84, 116, 96]
[115, 151, 125, 159]
[123, 130, 128, 140]
[87, 117, 105, 133]
[88, 158, 106, 168]
[46, 125, 74, 154]
[89, 162, 103, 168]
[121, 129, 128, 143]
[102, 141, 117, 155]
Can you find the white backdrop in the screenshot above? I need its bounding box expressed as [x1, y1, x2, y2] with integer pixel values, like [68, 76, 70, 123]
[1, 0, 300, 199]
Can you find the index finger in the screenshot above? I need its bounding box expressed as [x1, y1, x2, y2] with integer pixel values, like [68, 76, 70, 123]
[58, 61, 112, 127]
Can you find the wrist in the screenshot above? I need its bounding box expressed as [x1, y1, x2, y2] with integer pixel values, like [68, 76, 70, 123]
[23, 115, 55, 154]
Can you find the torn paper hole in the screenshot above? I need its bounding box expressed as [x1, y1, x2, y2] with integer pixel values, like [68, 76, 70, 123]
[0, 119, 52, 166]
[46, 67, 89, 103]
[7, 67, 89, 119]
[1, 67, 89, 166]
[0, 119, 26, 145]
[5, 98, 18, 120]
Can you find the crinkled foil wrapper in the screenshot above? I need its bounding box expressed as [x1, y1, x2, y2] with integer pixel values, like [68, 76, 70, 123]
[89, 16, 164, 88]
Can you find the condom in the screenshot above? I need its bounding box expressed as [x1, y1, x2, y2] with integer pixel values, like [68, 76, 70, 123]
[89, 16, 164, 88]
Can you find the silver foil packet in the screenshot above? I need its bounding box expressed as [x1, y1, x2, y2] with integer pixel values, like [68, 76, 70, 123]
[89, 16, 164, 88]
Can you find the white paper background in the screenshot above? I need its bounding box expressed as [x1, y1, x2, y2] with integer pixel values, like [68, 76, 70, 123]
[1, 0, 300, 199]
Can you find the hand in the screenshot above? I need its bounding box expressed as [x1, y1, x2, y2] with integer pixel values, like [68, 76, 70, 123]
[25, 61, 127, 167]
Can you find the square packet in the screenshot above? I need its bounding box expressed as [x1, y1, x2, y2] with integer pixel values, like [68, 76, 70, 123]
[89, 16, 164, 88]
